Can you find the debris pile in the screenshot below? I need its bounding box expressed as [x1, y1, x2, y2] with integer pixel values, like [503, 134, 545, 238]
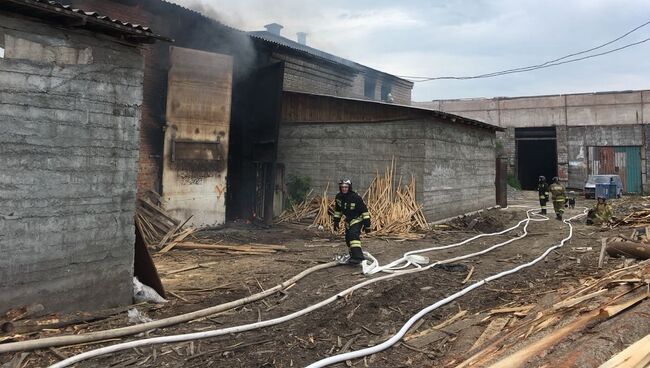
[612, 196, 650, 227]
[134, 198, 195, 250]
[277, 163, 429, 239]
[440, 261, 650, 368]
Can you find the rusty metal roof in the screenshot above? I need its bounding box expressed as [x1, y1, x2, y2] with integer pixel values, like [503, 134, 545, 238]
[283, 90, 504, 131]
[0, 0, 171, 43]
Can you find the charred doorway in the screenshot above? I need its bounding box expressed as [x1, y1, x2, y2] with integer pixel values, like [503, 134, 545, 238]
[227, 62, 285, 224]
[516, 127, 557, 190]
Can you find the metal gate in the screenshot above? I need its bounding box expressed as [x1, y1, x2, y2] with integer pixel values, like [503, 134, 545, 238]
[588, 146, 642, 193]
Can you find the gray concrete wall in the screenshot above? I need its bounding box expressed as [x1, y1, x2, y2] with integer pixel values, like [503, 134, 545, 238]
[277, 119, 496, 222]
[567, 125, 644, 188]
[423, 122, 496, 219]
[418, 90, 649, 190]
[0, 13, 144, 313]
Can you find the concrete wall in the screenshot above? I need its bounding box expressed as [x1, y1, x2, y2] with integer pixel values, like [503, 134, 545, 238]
[0, 13, 144, 313]
[423, 121, 496, 219]
[418, 90, 649, 190]
[567, 125, 644, 188]
[277, 119, 496, 222]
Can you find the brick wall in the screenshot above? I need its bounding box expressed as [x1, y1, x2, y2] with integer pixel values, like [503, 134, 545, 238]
[277, 118, 496, 222]
[0, 13, 144, 313]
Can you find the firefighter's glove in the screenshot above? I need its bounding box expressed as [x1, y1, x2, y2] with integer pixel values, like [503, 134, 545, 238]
[333, 221, 340, 231]
[364, 226, 371, 234]
[363, 219, 371, 233]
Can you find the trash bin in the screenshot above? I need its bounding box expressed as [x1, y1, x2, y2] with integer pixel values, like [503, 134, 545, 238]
[608, 182, 618, 199]
[595, 183, 609, 199]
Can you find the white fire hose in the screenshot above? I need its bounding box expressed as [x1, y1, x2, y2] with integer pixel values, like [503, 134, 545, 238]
[306, 207, 587, 367]
[49, 206, 578, 368]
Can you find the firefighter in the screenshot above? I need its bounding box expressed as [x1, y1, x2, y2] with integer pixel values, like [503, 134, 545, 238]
[548, 177, 566, 220]
[333, 179, 371, 264]
[586, 196, 613, 225]
[537, 175, 549, 215]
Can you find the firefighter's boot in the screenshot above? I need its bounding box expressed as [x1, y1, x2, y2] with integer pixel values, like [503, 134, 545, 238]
[348, 247, 365, 265]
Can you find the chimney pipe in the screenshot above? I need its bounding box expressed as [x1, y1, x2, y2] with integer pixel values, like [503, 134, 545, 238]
[264, 23, 283, 36]
[297, 32, 307, 45]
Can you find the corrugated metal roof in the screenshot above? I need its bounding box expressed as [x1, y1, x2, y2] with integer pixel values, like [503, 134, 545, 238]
[249, 30, 413, 86]
[1, 0, 171, 42]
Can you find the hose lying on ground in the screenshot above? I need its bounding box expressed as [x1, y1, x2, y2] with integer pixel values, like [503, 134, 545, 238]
[0, 262, 338, 354]
[48, 208, 550, 368]
[363, 207, 545, 274]
[306, 208, 588, 368]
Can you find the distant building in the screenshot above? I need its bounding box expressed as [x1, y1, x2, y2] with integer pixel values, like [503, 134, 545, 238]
[417, 90, 649, 193]
[0, 0, 164, 314]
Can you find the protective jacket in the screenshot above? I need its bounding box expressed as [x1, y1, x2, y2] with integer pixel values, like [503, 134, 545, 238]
[538, 182, 549, 199]
[333, 191, 371, 227]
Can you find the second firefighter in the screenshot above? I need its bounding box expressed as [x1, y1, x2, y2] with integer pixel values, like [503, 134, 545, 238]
[537, 175, 549, 215]
[333, 179, 371, 264]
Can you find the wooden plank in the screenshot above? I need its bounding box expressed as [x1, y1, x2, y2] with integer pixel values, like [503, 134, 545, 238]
[598, 333, 650, 368]
[599, 238, 608, 269]
[552, 289, 608, 310]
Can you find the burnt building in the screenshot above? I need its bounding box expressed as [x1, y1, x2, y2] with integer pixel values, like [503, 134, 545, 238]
[0, 0, 165, 313]
[249, 23, 414, 105]
[62, 0, 500, 228]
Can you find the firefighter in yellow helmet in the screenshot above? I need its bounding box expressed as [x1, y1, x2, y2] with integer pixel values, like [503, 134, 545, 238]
[332, 179, 371, 264]
[548, 177, 566, 220]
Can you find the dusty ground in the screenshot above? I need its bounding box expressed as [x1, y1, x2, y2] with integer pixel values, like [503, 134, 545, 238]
[2, 192, 648, 368]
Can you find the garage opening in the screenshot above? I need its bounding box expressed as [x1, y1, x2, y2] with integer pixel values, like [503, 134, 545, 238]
[516, 127, 557, 190]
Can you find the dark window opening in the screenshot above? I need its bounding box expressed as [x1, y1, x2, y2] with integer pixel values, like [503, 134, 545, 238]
[381, 83, 392, 101]
[364, 78, 376, 99]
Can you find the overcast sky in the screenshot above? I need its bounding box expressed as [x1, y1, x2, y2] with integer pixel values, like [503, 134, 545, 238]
[172, 0, 650, 101]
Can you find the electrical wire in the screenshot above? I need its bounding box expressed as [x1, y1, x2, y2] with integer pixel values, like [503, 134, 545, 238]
[399, 19, 650, 82]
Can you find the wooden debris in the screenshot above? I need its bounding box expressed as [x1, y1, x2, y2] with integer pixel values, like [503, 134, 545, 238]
[470, 317, 510, 352]
[276, 160, 429, 238]
[173, 242, 286, 255]
[598, 333, 650, 368]
[488, 305, 534, 315]
[599, 238, 608, 268]
[552, 289, 608, 310]
[135, 197, 196, 251]
[462, 266, 475, 284]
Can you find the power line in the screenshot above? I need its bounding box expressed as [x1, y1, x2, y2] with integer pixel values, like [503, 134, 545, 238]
[400, 19, 650, 82]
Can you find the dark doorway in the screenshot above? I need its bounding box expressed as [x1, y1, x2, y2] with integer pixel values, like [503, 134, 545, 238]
[516, 127, 557, 190]
[227, 62, 285, 224]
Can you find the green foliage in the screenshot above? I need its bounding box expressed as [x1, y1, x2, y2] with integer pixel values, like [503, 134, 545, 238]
[286, 174, 312, 205]
[507, 173, 522, 190]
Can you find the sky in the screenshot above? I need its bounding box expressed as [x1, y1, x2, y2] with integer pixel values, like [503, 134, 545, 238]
[171, 0, 650, 101]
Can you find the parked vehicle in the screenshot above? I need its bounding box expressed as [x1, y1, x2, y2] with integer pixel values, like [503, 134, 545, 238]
[584, 175, 623, 199]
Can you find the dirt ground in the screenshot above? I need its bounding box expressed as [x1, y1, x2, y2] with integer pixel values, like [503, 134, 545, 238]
[2, 192, 648, 368]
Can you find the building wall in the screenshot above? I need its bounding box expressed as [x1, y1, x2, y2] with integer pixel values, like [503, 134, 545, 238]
[277, 118, 496, 222]
[422, 121, 496, 219]
[273, 52, 413, 105]
[0, 13, 144, 313]
[418, 90, 649, 190]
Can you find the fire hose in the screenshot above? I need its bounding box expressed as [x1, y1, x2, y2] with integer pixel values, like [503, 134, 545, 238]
[306, 208, 588, 367]
[47, 206, 567, 367]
